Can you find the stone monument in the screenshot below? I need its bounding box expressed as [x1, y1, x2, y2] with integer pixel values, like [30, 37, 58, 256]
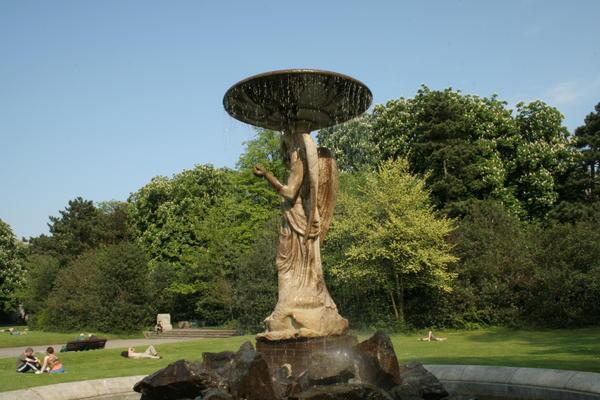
[156, 313, 173, 331]
[223, 69, 372, 373]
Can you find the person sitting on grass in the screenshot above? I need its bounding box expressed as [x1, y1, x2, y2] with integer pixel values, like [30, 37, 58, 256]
[120, 345, 161, 359]
[37, 347, 65, 374]
[16, 347, 41, 373]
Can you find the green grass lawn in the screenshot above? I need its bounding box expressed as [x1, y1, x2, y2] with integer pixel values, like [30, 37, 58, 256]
[1, 327, 599, 392]
[0, 326, 142, 348]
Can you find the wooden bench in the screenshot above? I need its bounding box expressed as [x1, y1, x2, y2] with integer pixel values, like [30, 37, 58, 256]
[62, 338, 107, 352]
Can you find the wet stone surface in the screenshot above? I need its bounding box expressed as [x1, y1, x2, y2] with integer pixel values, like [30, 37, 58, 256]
[134, 359, 218, 400]
[134, 332, 451, 400]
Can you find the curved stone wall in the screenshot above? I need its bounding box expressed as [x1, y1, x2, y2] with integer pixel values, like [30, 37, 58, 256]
[426, 364, 600, 400]
[0, 375, 143, 400]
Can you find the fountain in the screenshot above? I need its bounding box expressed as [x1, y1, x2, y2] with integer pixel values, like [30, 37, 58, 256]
[132, 70, 452, 400]
[224, 69, 371, 373]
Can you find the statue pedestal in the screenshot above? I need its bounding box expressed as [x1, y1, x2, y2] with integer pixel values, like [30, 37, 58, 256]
[256, 335, 357, 376]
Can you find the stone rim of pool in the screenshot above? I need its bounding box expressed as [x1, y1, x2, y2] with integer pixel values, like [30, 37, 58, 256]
[2, 366, 600, 400]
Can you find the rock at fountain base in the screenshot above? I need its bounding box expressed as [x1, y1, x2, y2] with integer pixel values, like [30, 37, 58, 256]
[256, 335, 357, 376]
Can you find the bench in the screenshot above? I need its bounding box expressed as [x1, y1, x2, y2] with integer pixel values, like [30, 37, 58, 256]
[62, 338, 107, 352]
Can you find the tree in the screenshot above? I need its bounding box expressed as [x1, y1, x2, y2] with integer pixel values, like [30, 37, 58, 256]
[0, 219, 24, 313]
[93, 243, 152, 332]
[233, 216, 279, 332]
[18, 254, 60, 326]
[326, 159, 457, 325]
[318, 86, 576, 220]
[558, 102, 600, 208]
[444, 201, 537, 326]
[129, 132, 285, 324]
[128, 165, 234, 266]
[525, 209, 600, 327]
[318, 115, 379, 172]
[512, 101, 573, 219]
[28, 197, 131, 263]
[45, 243, 151, 332]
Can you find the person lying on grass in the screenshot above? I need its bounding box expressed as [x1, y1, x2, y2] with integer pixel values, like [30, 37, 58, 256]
[36, 347, 65, 374]
[16, 347, 41, 373]
[120, 345, 161, 359]
[419, 330, 447, 341]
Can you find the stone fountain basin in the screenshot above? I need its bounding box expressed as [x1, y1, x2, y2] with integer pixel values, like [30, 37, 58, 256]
[1, 366, 600, 400]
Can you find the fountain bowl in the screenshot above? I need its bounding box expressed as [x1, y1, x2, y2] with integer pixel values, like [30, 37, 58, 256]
[223, 69, 372, 132]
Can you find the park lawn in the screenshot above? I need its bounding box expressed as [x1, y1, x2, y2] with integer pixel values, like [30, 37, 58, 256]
[0, 326, 142, 348]
[1, 327, 600, 392]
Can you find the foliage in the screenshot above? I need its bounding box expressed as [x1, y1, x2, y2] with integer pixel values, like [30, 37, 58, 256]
[0, 219, 25, 313]
[44, 243, 151, 332]
[318, 86, 575, 220]
[232, 216, 278, 332]
[440, 201, 536, 327]
[573, 102, 600, 202]
[525, 211, 600, 327]
[512, 101, 573, 218]
[28, 198, 132, 264]
[128, 165, 234, 266]
[553, 102, 600, 216]
[18, 254, 60, 327]
[325, 159, 457, 325]
[128, 129, 283, 324]
[318, 115, 379, 172]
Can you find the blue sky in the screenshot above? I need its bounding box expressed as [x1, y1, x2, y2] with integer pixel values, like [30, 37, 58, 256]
[1, 1, 599, 238]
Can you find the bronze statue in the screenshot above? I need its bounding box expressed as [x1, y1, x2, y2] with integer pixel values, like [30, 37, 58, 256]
[253, 131, 346, 339]
[223, 69, 372, 340]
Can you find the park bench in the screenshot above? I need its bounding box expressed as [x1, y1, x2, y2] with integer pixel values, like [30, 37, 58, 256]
[62, 337, 107, 352]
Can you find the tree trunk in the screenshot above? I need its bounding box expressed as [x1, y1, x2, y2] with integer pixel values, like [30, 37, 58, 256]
[389, 290, 400, 321]
[395, 272, 405, 323]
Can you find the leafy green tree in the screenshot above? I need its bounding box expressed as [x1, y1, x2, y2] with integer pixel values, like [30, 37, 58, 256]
[326, 159, 457, 325]
[0, 219, 25, 313]
[444, 201, 537, 326]
[93, 243, 152, 332]
[129, 131, 285, 324]
[29, 198, 131, 263]
[526, 210, 600, 327]
[45, 243, 151, 332]
[18, 254, 60, 326]
[128, 165, 234, 265]
[233, 216, 279, 332]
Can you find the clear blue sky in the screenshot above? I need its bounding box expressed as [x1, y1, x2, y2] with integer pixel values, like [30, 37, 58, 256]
[1, 1, 599, 238]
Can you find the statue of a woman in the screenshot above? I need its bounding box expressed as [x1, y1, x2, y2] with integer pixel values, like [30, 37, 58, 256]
[253, 131, 348, 340]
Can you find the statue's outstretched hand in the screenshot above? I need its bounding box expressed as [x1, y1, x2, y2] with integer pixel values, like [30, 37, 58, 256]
[253, 165, 267, 177]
